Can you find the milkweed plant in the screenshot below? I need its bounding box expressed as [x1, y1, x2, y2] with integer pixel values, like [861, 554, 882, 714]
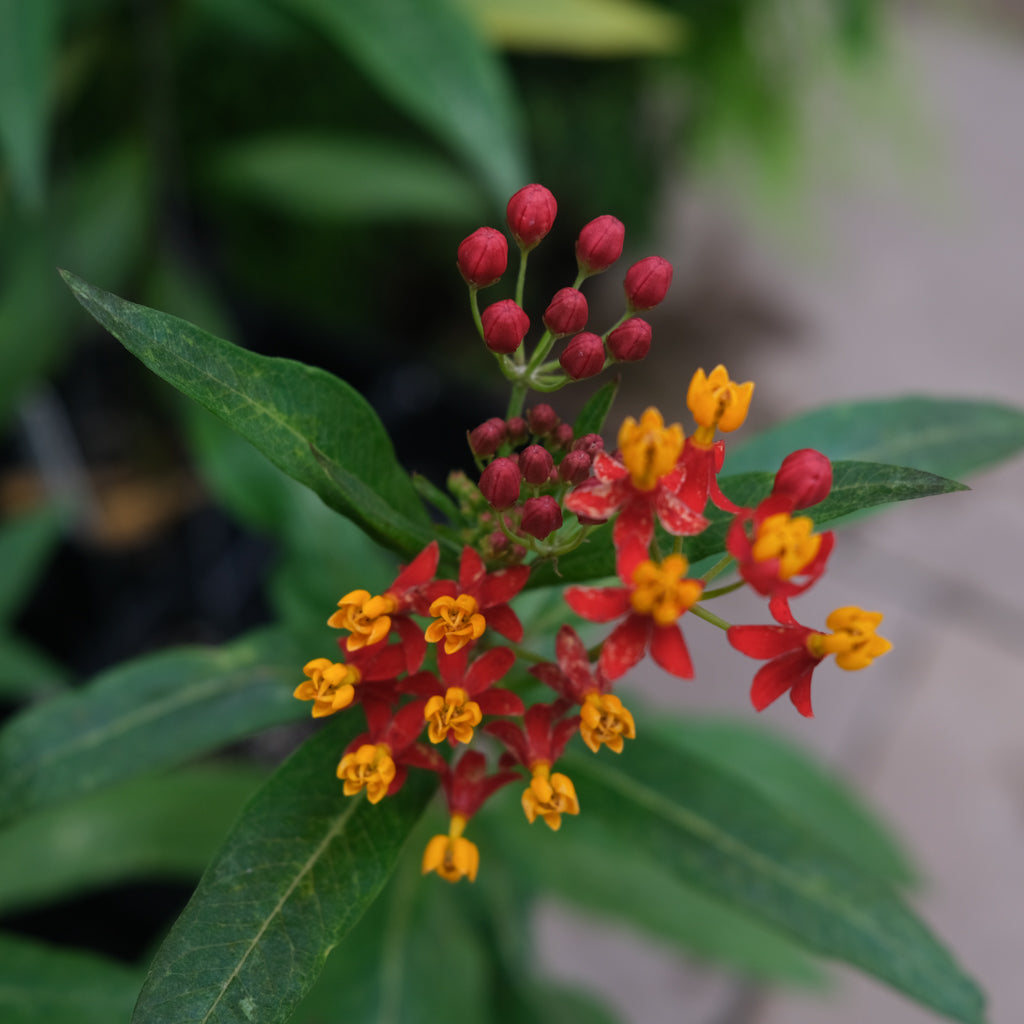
[42, 183, 1022, 1024]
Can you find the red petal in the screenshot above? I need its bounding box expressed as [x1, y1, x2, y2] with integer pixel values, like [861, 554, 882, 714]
[459, 546, 487, 592]
[708, 473, 742, 514]
[728, 623, 808, 659]
[394, 616, 427, 672]
[399, 670, 440, 697]
[465, 646, 516, 694]
[551, 716, 580, 761]
[486, 602, 523, 643]
[530, 662, 572, 699]
[613, 502, 653, 577]
[437, 646, 469, 688]
[564, 585, 631, 623]
[401, 744, 446, 774]
[593, 450, 629, 483]
[650, 623, 694, 679]
[554, 625, 593, 694]
[725, 512, 753, 562]
[361, 644, 407, 681]
[655, 487, 710, 536]
[363, 699, 393, 739]
[564, 478, 622, 521]
[478, 688, 524, 717]
[789, 669, 816, 718]
[599, 615, 650, 680]
[749, 651, 816, 712]
[485, 720, 528, 765]
[388, 699, 429, 751]
[390, 540, 440, 595]
[480, 565, 530, 607]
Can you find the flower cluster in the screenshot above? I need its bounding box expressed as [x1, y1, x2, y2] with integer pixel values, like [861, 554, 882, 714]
[296, 184, 892, 884]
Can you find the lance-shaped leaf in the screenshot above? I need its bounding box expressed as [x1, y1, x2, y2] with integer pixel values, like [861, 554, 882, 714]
[131, 717, 436, 1024]
[0, 932, 143, 1024]
[277, 0, 527, 207]
[563, 736, 985, 1024]
[60, 271, 434, 558]
[572, 377, 619, 439]
[726, 396, 1024, 479]
[528, 460, 966, 587]
[0, 627, 305, 828]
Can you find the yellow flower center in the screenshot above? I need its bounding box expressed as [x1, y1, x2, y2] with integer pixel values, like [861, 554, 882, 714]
[336, 742, 396, 804]
[425, 594, 487, 655]
[424, 686, 483, 745]
[421, 814, 479, 883]
[294, 658, 362, 718]
[328, 590, 398, 652]
[521, 763, 580, 831]
[618, 408, 684, 491]
[629, 554, 703, 626]
[807, 607, 893, 670]
[687, 364, 754, 445]
[750, 513, 822, 580]
[579, 692, 636, 754]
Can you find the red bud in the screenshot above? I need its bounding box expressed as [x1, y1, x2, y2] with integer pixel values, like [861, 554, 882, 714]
[479, 457, 522, 509]
[520, 444, 555, 485]
[571, 433, 604, 457]
[527, 404, 559, 436]
[506, 184, 557, 251]
[559, 450, 592, 484]
[520, 496, 563, 540]
[624, 256, 673, 311]
[457, 227, 508, 288]
[576, 214, 625, 275]
[481, 299, 530, 354]
[607, 317, 652, 362]
[468, 417, 507, 456]
[559, 332, 606, 380]
[772, 449, 833, 510]
[506, 416, 528, 443]
[552, 422, 574, 450]
[543, 287, 588, 337]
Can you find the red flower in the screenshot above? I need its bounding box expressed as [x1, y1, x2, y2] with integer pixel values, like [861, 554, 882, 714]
[486, 700, 578, 771]
[564, 551, 703, 681]
[678, 437, 741, 514]
[726, 495, 834, 621]
[439, 749, 521, 820]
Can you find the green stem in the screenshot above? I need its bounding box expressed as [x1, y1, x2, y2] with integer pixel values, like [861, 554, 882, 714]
[469, 287, 484, 341]
[690, 604, 732, 631]
[701, 580, 745, 600]
[700, 554, 735, 585]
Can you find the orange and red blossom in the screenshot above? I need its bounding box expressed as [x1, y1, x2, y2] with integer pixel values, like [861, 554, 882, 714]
[565, 409, 706, 577]
[531, 625, 636, 754]
[328, 541, 440, 670]
[521, 763, 579, 830]
[565, 551, 704, 681]
[294, 643, 405, 718]
[727, 496, 834, 621]
[421, 751, 521, 883]
[425, 546, 530, 655]
[728, 605, 892, 717]
[405, 646, 523, 745]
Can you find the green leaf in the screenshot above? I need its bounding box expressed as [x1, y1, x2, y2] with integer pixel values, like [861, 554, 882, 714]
[572, 377, 619, 439]
[0, 932, 142, 1024]
[727, 396, 1024, 480]
[0, 0, 58, 208]
[564, 735, 985, 1024]
[132, 717, 436, 1024]
[277, 0, 527, 206]
[211, 135, 489, 224]
[479, 793, 823, 985]
[527, 460, 965, 587]
[494, 981, 624, 1024]
[0, 631, 69, 700]
[59, 272, 436, 558]
[0, 627, 306, 827]
[461, 0, 686, 57]
[0, 506, 65, 623]
[650, 715, 915, 885]
[0, 764, 265, 916]
[292, 852, 489, 1024]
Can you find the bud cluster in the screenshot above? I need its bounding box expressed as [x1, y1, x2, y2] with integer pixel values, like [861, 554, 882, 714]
[455, 183, 674, 395]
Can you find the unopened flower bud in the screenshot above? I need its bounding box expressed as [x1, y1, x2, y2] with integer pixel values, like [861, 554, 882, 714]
[520, 496, 563, 539]
[559, 450, 592, 484]
[559, 332, 606, 380]
[487, 530, 510, 555]
[624, 256, 673, 311]
[772, 449, 833, 510]
[543, 287, 588, 337]
[506, 184, 557, 251]
[571, 433, 604, 458]
[607, 317, 652, 362]
[552, 422, 574, 450]
[576, 214, 625, 276]
[479, 457, 521, 509]
[520, 444, 554, 485]
[481, 299, 530, 355]
[468, 417, 507, 456]
[527, 404, 559, 436]
[506, 416, 527, 443]
[457, 227, 508, 288]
